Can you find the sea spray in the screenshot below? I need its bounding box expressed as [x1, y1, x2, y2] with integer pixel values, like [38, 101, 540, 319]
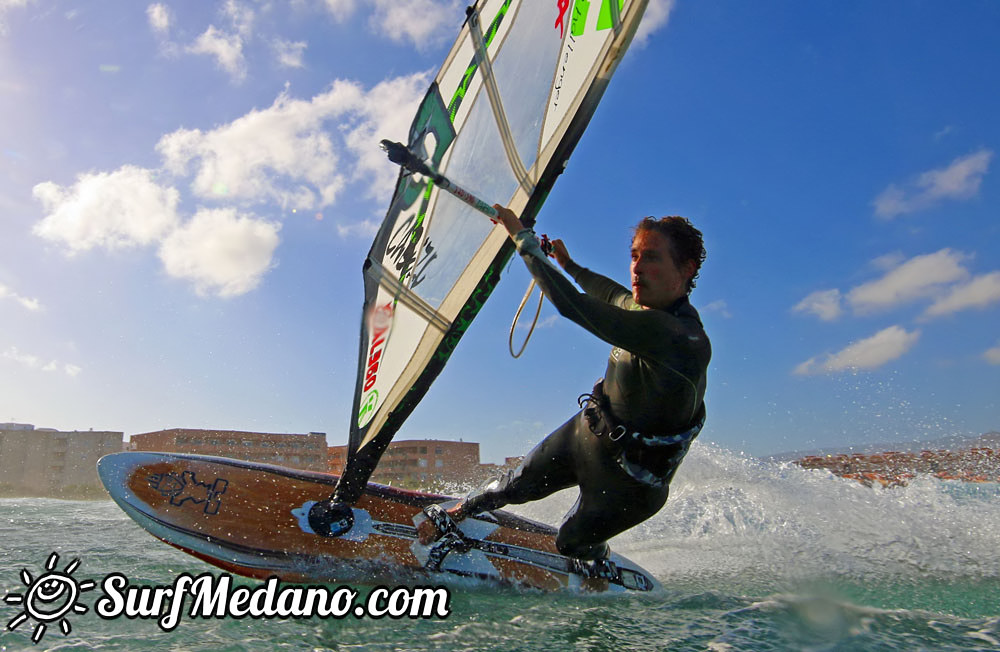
[503, 441, 1000, 609]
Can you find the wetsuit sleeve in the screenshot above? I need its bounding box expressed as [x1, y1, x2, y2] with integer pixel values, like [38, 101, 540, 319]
[563, 259, 631, 308]
[511, 230, 696, 361]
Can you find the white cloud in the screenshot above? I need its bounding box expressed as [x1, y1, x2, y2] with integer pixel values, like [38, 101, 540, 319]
[792, 289, 842, 321]
[634, 0, 676, 48]
[0, 0, 29, 35]
[513, 313, 559, 332]
[794, 250, 997, 322]
[158, 208, 280, 298]
[2, 346, 81, 377]
[537, 314, 559, 329]
[873, 149, 993, 219]
[702, 299, 732, 319]
[147, 3, 170, 34]
[31, 73, 425, 296]
[871, 186, 908, 219]
[314, 0, 460, 46]
[0, 282, 41, 312]
[923, 271, 1000, 318]
[870, 251, 905, 271]
[273, 38, 306, 68]
[158, 87, 347, 209]
[934, 125, 954, 141]
[341, 72, 431, 198]
[156, 73, 426, 210]
[369, 0, 461, 48]
[3, 346, 40, 369]
[188, 24, 247, 81]
[185, 2, 256, 81]
[794, 325, 920, 375]
[985, 342, 1000, 365]
[223, 0, 254, 38]
[846, 249, 969, 314]
[32, 165, 181, 253]
[320, 0, 357, 18]
[335, 219, 380, 238]
[918, 149, 992, 199]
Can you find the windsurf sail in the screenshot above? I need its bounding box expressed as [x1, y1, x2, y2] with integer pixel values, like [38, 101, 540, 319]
[333, 0, 650, 504]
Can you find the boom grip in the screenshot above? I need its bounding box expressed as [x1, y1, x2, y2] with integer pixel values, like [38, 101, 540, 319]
[380, 140, 499, 220]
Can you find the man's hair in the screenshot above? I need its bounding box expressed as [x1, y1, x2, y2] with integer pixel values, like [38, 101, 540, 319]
[634, 216, 706, 294]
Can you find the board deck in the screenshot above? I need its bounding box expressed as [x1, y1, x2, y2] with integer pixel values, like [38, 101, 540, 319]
[97, 452, 660, 593]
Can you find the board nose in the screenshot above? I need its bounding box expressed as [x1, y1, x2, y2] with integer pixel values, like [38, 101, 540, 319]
[97, 451, 135, 494]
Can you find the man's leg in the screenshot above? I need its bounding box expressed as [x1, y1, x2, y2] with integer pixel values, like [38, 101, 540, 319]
[554, 419, 670, 560]
[418, 414, 581, 544]
[554, 482, 668, 559]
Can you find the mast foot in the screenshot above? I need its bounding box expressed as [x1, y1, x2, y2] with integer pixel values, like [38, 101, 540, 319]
[307, 500, 355, 537]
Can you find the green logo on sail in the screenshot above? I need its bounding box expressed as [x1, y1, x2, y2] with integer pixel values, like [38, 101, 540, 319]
[571, 0, 624, 36]
[357, 390, 380, 428]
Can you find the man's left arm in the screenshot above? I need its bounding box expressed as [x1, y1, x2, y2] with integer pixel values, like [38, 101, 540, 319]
[494, 205, 709, 362]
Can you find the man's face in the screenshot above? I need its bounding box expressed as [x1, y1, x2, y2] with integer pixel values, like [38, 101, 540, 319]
[630, 229, 692, 309]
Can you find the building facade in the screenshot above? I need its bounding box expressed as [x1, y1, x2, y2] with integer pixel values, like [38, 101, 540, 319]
[129, 428, 328, 472]
[328, 439, 516, 489]
[0, 424, 123, 497]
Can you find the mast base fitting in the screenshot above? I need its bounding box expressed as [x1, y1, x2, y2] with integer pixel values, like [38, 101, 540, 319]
[308, 500, 355, 537]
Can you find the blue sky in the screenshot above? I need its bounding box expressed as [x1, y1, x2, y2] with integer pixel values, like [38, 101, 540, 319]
[1, 0, 997, 463]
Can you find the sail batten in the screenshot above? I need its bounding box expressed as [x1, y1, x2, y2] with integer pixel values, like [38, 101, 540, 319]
[365, 258, 452, 334]
[467, 6, 535, 195]
[333, 0, 650, 504]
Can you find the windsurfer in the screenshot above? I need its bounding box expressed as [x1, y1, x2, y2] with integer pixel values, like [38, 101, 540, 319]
[418, 205, 711, 562]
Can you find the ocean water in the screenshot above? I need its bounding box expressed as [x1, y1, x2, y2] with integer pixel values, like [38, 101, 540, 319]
[2, 443, 999, 651]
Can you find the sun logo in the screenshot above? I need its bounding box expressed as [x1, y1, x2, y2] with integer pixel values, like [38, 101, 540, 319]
[4, 552, 95, 644]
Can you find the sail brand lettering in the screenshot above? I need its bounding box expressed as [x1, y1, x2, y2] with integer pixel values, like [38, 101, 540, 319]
[383, 88, 456, 287]
[552, 0, 624, 109]
[409, 238, 437, 290]
[363, 303, 393, 392]
[386, 209, 425, 284]
[357, 300, 389, 426]
[552, 35, 575, 109]
[363, 341, 383, 392]
[555, 0, 570, 37]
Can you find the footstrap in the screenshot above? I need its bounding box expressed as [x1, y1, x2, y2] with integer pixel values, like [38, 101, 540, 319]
[571, 556, 620, 580]
[422, 503, 458, 538]
[422, 504, 472, 572]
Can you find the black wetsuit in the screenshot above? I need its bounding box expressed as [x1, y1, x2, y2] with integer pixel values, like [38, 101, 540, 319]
[463, 229, 711, 560]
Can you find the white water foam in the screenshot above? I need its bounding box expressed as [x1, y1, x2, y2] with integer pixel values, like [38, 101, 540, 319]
[501, 441, 1000, 588]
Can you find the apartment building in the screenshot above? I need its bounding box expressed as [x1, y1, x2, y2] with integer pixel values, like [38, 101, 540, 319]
[328, 439, 518, 489]
[129, 428, 328, 472]
[0, 423, 123, 497]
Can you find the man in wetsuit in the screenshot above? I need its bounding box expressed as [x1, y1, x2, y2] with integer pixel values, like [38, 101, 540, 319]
[418, 205, 710, 563]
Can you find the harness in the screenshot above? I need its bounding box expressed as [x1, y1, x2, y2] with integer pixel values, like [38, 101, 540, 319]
[580, 380, 705, 488]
